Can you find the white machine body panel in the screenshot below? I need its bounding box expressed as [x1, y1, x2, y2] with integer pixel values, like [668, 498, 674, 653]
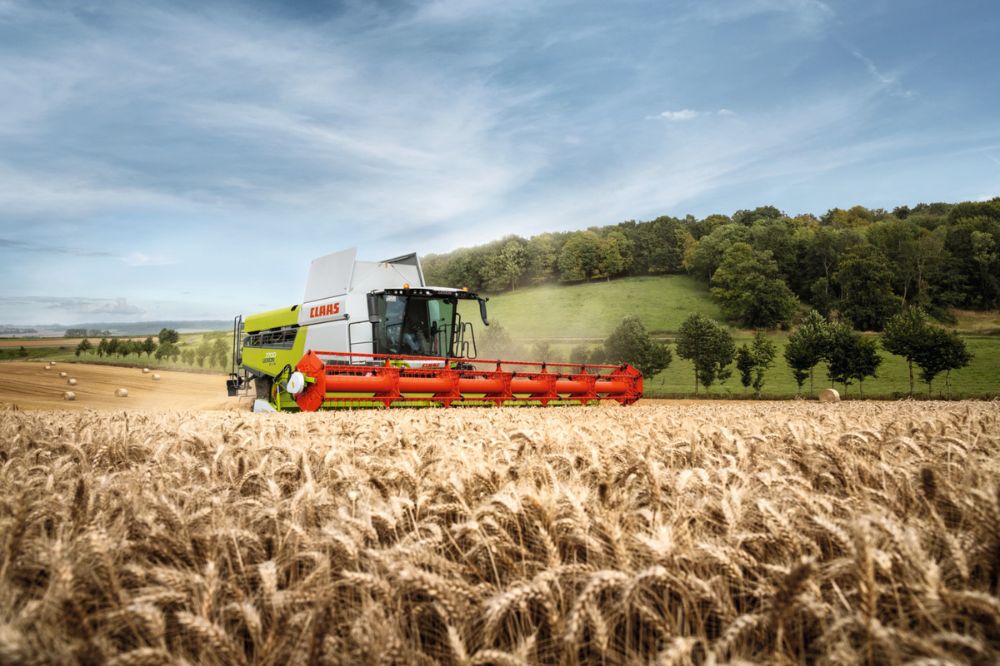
[298, 296, 348, 327]
[303, 248, 357, 303]
[296, 249, 427, 361]
[303, 248, 425, 305]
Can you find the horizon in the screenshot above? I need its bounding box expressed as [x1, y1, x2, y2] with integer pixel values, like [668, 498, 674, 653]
[2, 0, 999, 326]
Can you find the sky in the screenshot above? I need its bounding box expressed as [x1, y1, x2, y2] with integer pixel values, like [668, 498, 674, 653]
[1, 0, 999, 326]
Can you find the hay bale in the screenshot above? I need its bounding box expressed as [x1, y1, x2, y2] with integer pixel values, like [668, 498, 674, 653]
[59, 371, 68, 378]
[818, 388, 840, 403]
[115, 388, 129, 398]
[67, 378, 77, 386]
[152, 373, 161, 381]
[142, 368, 150, 374]
[44, 365, 51, 371]
[63, 391, 76, 401]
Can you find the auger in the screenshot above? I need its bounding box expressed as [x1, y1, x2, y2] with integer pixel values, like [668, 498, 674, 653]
[227, 248, 642, 411]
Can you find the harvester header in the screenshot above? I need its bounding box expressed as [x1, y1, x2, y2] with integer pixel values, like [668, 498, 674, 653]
[228, 248, 643, 411]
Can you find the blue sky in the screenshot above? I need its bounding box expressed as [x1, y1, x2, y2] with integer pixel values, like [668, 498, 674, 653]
[2, 0, 999, 325]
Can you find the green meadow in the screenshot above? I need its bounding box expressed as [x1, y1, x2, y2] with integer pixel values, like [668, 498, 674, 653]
[474, 276, 1000, 399]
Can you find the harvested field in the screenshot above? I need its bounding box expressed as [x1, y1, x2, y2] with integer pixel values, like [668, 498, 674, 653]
[0, 362, 244, 411]
[2, 402, 999, 664]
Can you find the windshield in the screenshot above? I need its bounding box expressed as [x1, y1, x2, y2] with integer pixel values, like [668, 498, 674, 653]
[372, 294, 456, 357]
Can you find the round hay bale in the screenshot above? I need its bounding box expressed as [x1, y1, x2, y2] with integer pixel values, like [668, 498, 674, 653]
[152, 373, 161, 381]
[67, 378, 77, 386]
[818, 388, 840, 403]
[115, 388, 129, 398]
[142, 368, 150, 374]
[49, 361, 56, 365]
[44, 365, 51, 371]
[59, 371, 68, 377]
[63, 391, 76, 401]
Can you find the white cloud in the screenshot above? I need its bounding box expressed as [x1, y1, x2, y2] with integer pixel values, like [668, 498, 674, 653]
[651, 109, 737, 121]
[411, 0, 540, 24]
[686, 0, 834, 35]
[121, 252, 178, 267]
[850, 49, 915, 99]
[657, 109, 699, 121]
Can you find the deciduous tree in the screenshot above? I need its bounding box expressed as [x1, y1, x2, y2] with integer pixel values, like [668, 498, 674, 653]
[736, 331, 777, 397]
[603, 316, 672, 378]
[783, 310, 830, 395]
[158, 328, 180, 344]
[710, 243, 798, 328]
[676, 314, 735, 394]
[834, 245, 900, 331]
[558, 231, 603, 282]
[881, 307, 930, 396]
[825, 322, 881, 397]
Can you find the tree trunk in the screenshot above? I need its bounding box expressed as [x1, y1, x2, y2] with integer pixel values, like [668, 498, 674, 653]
[907, 359, 914, 396]
[809, 367, 814, 396]
[694, 368, 699, 395]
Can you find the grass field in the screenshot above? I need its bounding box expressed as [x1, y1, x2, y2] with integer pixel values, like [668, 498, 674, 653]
[644, 333, 999, 399]
[3, 402, 998, 664]
[475, 275, 723, 339]
[467, 276, 1000, 399]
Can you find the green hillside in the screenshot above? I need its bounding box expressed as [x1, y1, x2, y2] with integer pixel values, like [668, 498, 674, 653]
[473, 275, 723, 339]
[461, 275, 999, 399]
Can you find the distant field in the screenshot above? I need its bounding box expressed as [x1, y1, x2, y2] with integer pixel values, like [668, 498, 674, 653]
[0, 331, 232, 374]
[0, 336, 144, 348]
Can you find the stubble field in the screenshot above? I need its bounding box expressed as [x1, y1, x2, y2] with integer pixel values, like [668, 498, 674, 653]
[0, 362, 241, 411]
[2, 402, 999, 665]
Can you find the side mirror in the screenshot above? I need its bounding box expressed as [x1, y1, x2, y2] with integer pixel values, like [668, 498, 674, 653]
[478, 298, 490, 326]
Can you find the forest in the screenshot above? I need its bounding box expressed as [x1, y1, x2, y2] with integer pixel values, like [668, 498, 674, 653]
[423, 199, 1000, 331]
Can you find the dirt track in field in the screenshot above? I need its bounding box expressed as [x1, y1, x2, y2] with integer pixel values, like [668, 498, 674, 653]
[0, 361, 250, 411]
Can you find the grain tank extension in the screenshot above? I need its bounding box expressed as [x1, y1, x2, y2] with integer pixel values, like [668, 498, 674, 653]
[227, 248, 642, 411]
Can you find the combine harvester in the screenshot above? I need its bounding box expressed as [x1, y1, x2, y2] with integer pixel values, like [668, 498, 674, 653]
[227, 248, 642, 411]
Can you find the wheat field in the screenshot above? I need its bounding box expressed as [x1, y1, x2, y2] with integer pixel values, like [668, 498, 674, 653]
[1, 402, 999, 665]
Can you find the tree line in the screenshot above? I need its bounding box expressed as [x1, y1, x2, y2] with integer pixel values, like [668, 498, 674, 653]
[485, 307, 971, 398]
[64, 328, 112, 337]
[424, 199, 1000, 331]
[74, 328, 232, 369]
